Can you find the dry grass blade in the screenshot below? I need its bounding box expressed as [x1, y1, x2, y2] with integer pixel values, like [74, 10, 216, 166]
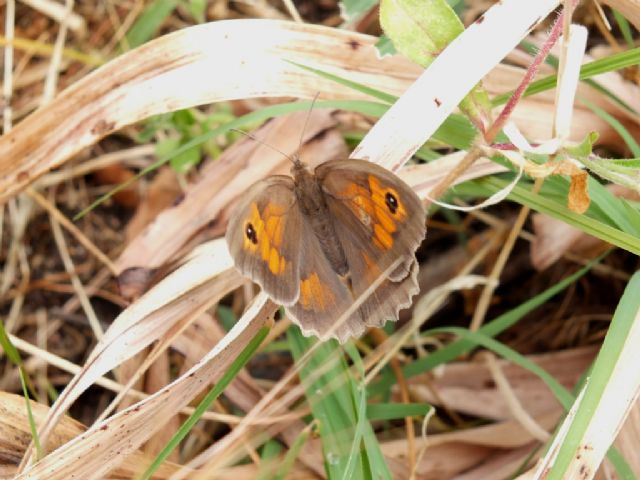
[115, 109, 341, 278]
[16, 293, 275, 479]
[0, 19, 422, 205]
[0, 392, 180, 479]
[351, 0, 561, 171]
[19, 239, 241, 467]
[599, 0, 640, 29]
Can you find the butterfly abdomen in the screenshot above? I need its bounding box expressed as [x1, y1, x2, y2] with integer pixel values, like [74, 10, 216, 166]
[292, 163, 349, 277]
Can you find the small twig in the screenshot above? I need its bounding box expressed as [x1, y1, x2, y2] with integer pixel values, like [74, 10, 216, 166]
[1, 198, 32, 298]
[48, 203, 104, 340]
[469, 177, 544, 332]
[41, 0, 75, 105]
[19, 0, 86, 35]
[3, 0, 15, 134]
[37, 145, 155, 188]
[480, 351, 551, 442]
[27, 188, 118, 276]
[485, 11, 565, 142]
[281, 0, 303, 23]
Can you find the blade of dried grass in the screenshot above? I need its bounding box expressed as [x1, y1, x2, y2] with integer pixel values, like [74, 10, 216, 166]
[369, 256, 600, 396]
[0, 392, 182, 479]
[0, 19, 421, 204]
[140, 326, 270, 480]
[15, 294, 276, 479]
[18, 239, 241, 468]
[351, 0, 560, 171]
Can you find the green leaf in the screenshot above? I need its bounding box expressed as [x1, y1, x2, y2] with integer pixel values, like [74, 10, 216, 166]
[379, 0, 491, 124]
[367, 402, 432, 421]
[374, 35, 396, 58]
[288, 329, 391, 479]
[170, 143, 201, 173]
[125, 0, 179, 49]
[564, 131, 598, 158]
[141, 327, 270, 480]
[379, 0, 464, 68]
[545, 272, 640, 479]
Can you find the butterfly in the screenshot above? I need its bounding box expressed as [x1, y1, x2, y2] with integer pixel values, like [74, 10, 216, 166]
[225, 152, 426, 343]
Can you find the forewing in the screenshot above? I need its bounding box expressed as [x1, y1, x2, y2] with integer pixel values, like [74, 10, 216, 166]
[225, 176, 302, 304]
[317, 159, 425, 279]
[316, 159, 425, 332]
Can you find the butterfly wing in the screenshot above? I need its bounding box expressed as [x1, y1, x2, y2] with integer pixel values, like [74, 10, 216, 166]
[316, 159, 426, 332]
[285, 221, 356, 342]
[225, 176, 302, 304]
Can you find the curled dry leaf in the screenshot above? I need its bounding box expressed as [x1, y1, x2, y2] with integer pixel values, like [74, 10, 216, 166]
[568, 170, 590, 214]
[531, 184, 639, 270]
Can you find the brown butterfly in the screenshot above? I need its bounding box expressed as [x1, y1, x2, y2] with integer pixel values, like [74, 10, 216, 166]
[225, 151, 426, 343]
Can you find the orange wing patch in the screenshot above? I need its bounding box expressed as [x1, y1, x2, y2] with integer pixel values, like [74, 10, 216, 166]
[299, 273, 336, 311]
[368, 175, 407, 250]
[242, 202, 288, 275]
[339, 176, 408, 251]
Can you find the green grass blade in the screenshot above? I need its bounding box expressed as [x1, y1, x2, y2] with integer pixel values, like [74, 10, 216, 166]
[18, 367, 43, 459]
[457, 176, 640, 256]
[125, 0, 179, 49]
[367, 402, 432, 421]
[545, 272, 640, 479]
[0, 321, 43, 458]
[0, 319, 21, 364]
[257, 440, 283, 480]
[427, 327, 574, 407]
[612, 10, 635, 48]
[493, 47, 640, 114]
[273, 425, 313, 480]
[369, 256, 600, 396]
[288, 329, 391, 479]
[579, 98, 640, 156]
[140, 326, 270, 480]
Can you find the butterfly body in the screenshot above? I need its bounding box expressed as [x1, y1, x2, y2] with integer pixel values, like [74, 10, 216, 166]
[291, 160, 350, 278]
[226, 157, 426, 343]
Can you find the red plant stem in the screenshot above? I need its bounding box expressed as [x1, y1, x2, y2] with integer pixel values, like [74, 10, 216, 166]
[484, 10, 566, 143]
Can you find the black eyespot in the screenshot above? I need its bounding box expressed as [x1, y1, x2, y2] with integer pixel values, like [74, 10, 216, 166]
[385, 192, 399, 214]
[245, 223, 258, 244]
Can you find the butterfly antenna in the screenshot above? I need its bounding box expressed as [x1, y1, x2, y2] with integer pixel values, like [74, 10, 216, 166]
[297, 92, 321, 157]
[231, 128, 296, 164]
